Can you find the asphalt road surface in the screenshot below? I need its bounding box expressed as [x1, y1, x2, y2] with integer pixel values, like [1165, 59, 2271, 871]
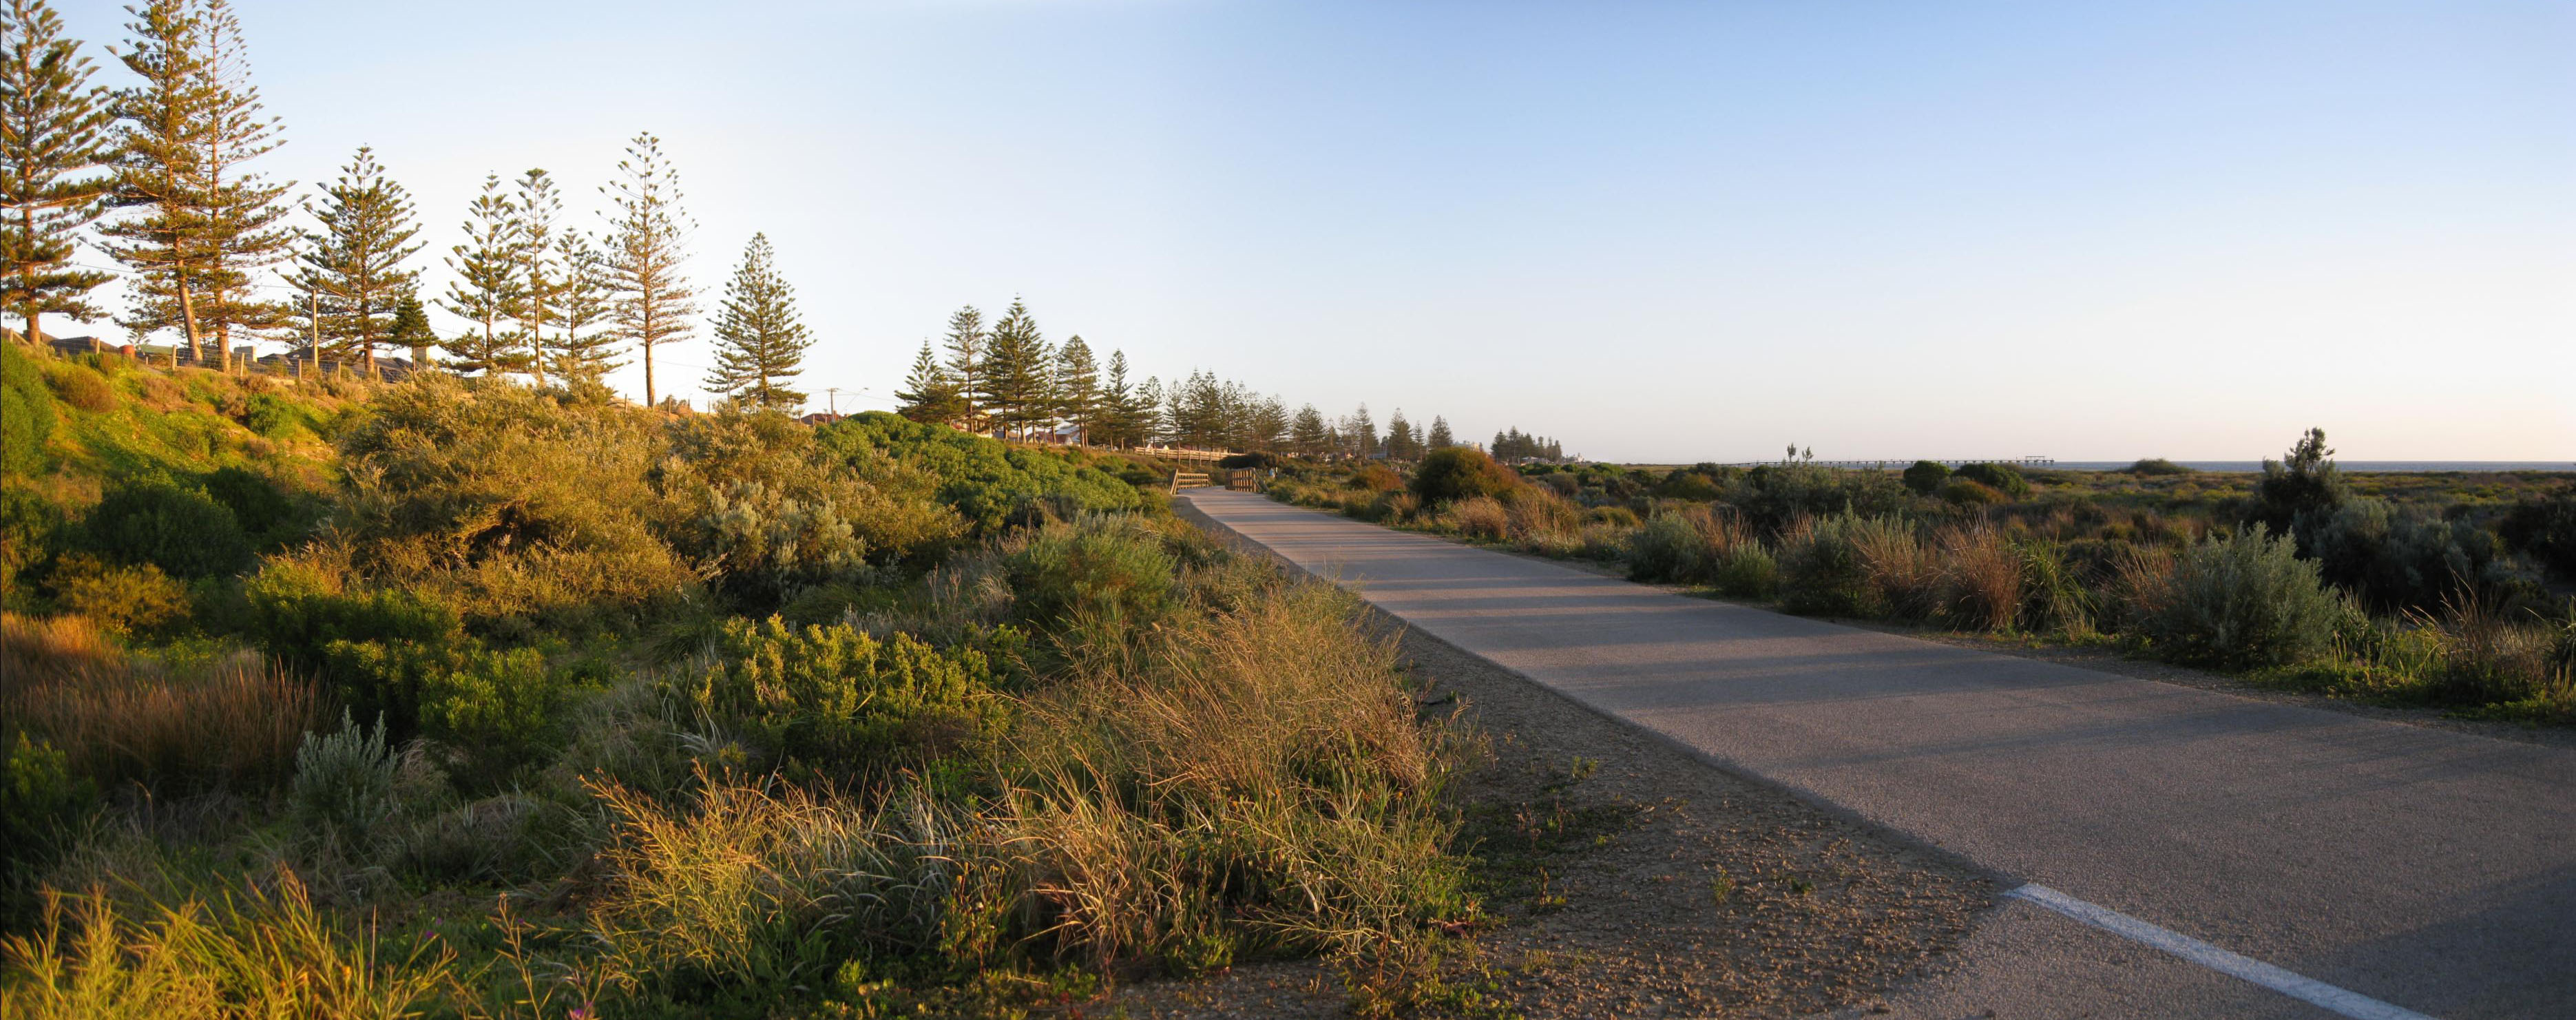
[1178, 489, 2576, 1020]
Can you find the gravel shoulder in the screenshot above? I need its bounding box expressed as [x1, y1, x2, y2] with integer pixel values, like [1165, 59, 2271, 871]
[1106, 503, 1995, 1018]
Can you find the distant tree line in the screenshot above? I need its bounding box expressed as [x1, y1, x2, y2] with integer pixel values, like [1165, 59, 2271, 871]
[892, 311, 1518, 459]
[0, 0, 804, 408]
[0, 0, 1566, 450]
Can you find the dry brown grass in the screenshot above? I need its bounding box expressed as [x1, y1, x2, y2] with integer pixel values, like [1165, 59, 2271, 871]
[1446, 497, 1509, 540]
[1935, 526, 2024, 631]
[2, 613, 324, 793]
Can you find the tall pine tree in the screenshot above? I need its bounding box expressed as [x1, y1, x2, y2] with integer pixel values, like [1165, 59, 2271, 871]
[0, 0, 114, 342]
[894, 340, 965, 424]
[1426, 415, 1453, 450]
[600, 132, 693, 406]
[1347, 405, 1378, 459]
[386, 293, 430, 366]
[981, 297, 1049, 439]
[702, 232, 809, 410]
[1290, 404, 1328, 456]
[1384, 408, 1414, 461]
[941, 304, 985, 428]
[542, 230, 618, 383]
[284, 145, 419, 369]
[510, 167, 560, 385]
[102, 0, 293, 370]
[1247, 395, 1288, 452]
[1099, 348, 1145, 447]
[437, 173, 527, 375]
[1052, 334, 1099, 444]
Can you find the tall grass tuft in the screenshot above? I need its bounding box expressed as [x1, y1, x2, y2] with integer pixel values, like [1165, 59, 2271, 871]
[1934, 526, 2024, 631]
[1444, 497, 1508, 541]
[0, 873, 458, 1020]
[3, 614, 324, 793]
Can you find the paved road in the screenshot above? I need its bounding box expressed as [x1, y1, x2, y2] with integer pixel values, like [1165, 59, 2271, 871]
[1179, 490, 2576, 1020]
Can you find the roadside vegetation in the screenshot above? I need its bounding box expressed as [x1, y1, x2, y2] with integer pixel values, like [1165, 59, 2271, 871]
[0, 342, 1485, 1017]
[1268, 437, 2576, 724]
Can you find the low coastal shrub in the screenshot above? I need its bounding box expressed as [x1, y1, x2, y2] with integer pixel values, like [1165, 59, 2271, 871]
[1951, 463, 2029, 498]
[2500, 483, 2576, 580]
[79, 483, 253, 581]
[671, 616, 1009, 780]
[2127, 528, 2342, 669]
[1005, 515, 1180, 629]
[1410, 447, 1520, 506]
[1902, 460, 1950, 495]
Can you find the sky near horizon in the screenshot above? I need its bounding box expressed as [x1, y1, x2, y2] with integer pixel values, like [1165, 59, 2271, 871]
[54, 1, 2576, 463]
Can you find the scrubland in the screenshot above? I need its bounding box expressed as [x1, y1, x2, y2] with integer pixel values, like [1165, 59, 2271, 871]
[1269, 445, 2576, 723]
[0, 342, 1482, 1017]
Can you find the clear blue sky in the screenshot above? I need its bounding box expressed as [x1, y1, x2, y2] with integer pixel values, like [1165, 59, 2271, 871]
[59, 1, 2576, 462]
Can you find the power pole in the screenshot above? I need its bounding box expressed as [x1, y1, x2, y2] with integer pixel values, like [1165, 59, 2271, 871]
[824, 386, 840, 415]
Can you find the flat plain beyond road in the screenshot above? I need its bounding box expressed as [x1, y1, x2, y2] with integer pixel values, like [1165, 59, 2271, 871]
[1178, 490, 2576, 1020]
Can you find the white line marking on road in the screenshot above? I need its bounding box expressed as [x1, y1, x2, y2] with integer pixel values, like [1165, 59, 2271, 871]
[2004, 884, 2438, 1020]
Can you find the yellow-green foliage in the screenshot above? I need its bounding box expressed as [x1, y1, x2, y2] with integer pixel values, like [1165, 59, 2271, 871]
[659, 410, 965, 603]
[1002, 514, 1180, 628]
[6, 346, 349, 495]
[675, 616, 1014, 777]
[0, 877, 456, 1020]
[335, 377, 690, 629]
[43, 556, 187, 634]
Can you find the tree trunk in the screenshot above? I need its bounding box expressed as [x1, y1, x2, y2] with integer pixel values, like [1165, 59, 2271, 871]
[179, 282, 205, 366]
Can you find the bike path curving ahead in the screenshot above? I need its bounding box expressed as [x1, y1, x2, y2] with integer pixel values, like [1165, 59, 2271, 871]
[1178, 488, 2575, 1020]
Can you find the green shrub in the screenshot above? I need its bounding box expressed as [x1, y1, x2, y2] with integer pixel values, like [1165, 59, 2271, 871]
[1951, 463, 2029, 498]
[337, 377, 695, 626]
[79, 483, 252, 579]
[2128, 528, 2343, 669]
[1778, 516, 1910, 617]
[390, 793, 556, 885]
[661, 410, 961, 607]
[672, 616, 1009, 778]
[321, 636, 593, 784]
[2500, 483, 2576, 580]
[1585, 505, 1640, 528]
[1712, 543, 1779, 599]
[1409, 446, 1519, 506]
[290, 711, 400, 849]
[1652, 465, 1730, 501]
[242, 558, 462, 680]
[1735, 464, 1907, 533]
[2309, 499, 2533, 612]
[816, 412, 1138, 536]
[39, 362, 112, 413]
[47, 554, 188, 634]
[200, 466, 310, 550]
[1624, 514, 1706, 583]
[1350, 464, 1405, 493]
[1941, 478, 2004, 506]
[1, 733, 95, 921]
[2128, 458, 2192, 476]
[1902, 460, 1951, 495]
[240, 393, 303, 437]
[0, 342, 55, 476]
[1004, 517, 1178, 629]
[0, 488, 63, 610]
[2015, 541, 2097, 637]
[2250, 427, 2348, 541]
